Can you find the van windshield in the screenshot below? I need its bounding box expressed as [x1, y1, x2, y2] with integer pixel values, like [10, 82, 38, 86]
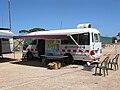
[61, 32, 90, 45]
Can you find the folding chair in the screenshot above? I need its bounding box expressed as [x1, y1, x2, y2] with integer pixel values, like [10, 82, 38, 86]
[95, 56, 109, 76]
[108, 54, 119, 70]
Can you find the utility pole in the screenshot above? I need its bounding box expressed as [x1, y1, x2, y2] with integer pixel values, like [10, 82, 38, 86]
[8, 0, 12, 31]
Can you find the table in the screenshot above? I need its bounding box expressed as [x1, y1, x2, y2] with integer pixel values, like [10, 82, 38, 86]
[41, 55, 68, 65]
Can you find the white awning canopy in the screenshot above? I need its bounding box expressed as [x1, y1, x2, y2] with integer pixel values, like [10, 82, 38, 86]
[13, 28, 90, 39]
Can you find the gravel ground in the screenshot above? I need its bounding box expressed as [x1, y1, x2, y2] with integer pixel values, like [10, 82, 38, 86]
[0, 44, 120, 90]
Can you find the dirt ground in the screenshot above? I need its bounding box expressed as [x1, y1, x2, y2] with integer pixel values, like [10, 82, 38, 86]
[0, 44, 120, 90]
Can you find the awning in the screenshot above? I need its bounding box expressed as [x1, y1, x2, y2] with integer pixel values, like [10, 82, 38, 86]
[13, 35, 67, 39]
[13, 28, 89, 39]
[0, 30, 15, 38]
[0, 35, 13, 38]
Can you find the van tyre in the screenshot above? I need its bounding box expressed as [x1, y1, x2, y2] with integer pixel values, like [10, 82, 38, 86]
[27, 51, 33, 61]
[64, 53, 73, 65]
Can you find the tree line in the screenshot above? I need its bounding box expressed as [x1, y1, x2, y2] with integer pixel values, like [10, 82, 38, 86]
[112, 32, 120, 43]
[19, 28, 46, 35]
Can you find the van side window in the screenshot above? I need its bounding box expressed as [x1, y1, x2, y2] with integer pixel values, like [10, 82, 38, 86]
[61, 33, 90, 45]
[72, 34, 79, 43]
[79, 33, 90, 45]
[61, 36, 74, 44]
[94, 34, 99, 42]
[31, 39, 37, 45]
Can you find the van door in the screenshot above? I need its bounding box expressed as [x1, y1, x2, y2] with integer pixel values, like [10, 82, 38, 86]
[37, 39, 45, 56]
[92, 33, 101, 58]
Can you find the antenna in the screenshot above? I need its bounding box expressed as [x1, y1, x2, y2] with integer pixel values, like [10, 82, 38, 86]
[60, 21, 62, 29]
[8, 0, 12, 31]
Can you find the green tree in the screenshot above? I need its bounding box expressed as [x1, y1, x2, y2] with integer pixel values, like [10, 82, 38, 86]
[19, 28, 46, 35]
[112, 36, 117, 43]
[19, 30, 29, 35]
[28, 28, 46, 33]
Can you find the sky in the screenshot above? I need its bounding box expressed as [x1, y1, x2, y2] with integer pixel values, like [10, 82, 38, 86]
[0, 0, 120, 37]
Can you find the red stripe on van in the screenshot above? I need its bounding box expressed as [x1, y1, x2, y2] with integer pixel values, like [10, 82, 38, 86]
[85, 50, 89, 53]
[67, 49, 71, 52]
[90, 50, 95, 55]
[73, 50, 77, 52]
[79, 50, 83, 53]
[62, 49, 65, 52]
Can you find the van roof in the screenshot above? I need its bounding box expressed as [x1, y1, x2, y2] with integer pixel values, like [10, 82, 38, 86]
[28, 28, 100, 36]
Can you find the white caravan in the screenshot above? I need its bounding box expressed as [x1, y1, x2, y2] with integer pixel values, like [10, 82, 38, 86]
[0, 28, 14, 55]
[14, 24, 102, 63]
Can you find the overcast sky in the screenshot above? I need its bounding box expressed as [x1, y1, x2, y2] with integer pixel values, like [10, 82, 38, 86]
[0, 0, 120, 36]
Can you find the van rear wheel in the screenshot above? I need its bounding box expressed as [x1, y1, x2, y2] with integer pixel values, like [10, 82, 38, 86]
[64, 53, 73, 65]
[27, 51, 33, 61]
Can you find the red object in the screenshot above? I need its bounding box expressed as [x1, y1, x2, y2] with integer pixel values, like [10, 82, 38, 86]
[85, 50, 89, 53]
[73, 50, 77, 52]
[67, 49, 71, 52]
[79, 50, 83, 53]
[62, 49, 65, 52]
[90, 50, 95, 55]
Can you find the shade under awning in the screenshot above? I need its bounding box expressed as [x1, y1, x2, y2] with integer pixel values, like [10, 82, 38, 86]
[13, 35, 67, 39]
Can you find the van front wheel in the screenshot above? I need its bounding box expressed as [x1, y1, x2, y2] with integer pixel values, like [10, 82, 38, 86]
[27, 51, 33, 61]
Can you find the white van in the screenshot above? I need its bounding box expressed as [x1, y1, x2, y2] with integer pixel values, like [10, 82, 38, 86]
[15, 24, 102, 63]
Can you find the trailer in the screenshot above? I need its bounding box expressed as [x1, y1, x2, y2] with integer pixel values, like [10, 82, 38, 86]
[14, 24, 102, 64]
[0, 28, 15, 57]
